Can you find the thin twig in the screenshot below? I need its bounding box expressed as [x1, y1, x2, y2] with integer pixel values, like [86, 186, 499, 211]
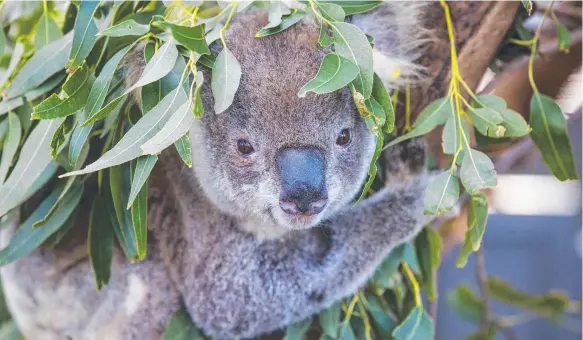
[475, 247, 490, 332]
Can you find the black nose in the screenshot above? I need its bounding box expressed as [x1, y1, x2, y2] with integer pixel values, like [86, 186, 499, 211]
[276, 147, 328, 216]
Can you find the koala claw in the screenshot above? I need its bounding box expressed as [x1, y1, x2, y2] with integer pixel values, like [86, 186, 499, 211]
[383, 137, 427, 184]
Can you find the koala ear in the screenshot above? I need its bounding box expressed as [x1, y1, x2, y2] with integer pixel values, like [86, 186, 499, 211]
[347, 2, 428, 89]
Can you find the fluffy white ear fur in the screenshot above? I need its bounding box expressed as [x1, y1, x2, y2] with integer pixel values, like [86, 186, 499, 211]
[349, 2, 428, 89]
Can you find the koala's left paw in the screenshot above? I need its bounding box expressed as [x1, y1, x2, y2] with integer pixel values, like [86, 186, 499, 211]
[383, 137, 427, 183]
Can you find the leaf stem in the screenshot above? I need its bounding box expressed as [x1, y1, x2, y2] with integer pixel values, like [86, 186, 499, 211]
[402, 261, 421, 307]
[528, 0, 554, 94]
[219, 3, 238, 49]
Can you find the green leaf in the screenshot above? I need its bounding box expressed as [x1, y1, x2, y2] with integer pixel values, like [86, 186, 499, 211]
[372, 244, 405, 288]
[0, 320, 22, 340]
[86, 41, 137, 118]
[331, 22, 374, 98]
[99, 19, 150, 37]
[175, 134, 192, 167]
[0, 74, 67, 117]
[49, 115, 74, 159]
[67, 0, 100, 69]
[371, 73, 394, 133]
[130, 159, 149, 260]
[475, 95, 530, 137]
[83, 95, 125, 126]
[0, 26, 5, 57]
[365, 294, 397, 337]
[6, 32, 73, 99]
[68, 112, 92, 169]
[261, 2, 291, 29]
[318, 19, 333, 47]
[403, 241, 421, 274]
[153, 21, 210, 55]
[321, 1, 382, 15]
[141, 100, 194, 155]
[415, 227, 442, 301]
[32, 64, 95, 120]
[387, 97, 453, 147]
[163, 309, 204, 340]
[212, 47, 242, 114]
[127, 155, 157, 209]
[109, 163, 139, 260]
[0, 182, 83, 266]
[355, 130, 383, 203]
[0, 42, 24, 90]
[255, 8, 306, 37]
[521, 0, 532, 14]
[424, 170, 459, 215]
[557, 22, 572, 52]
[64, 87, 188, 177]
[318, 3, 345, 22]
[319, 303, 341, 338]
[0, 113, 21, 184]
[192, 71, 204, 118]
[392, 306, 434, 340]
[298, 53, 359, 97]
[487, 276, 570, 319]
[469, 106, 504, 138]
[126, 40, 179, 93]
[529, 93, 578, 181]
[35, 13, 63, 50]
[442, 115, 459, 155]
[283, 318, 312, 340]
[88, 194, 115, 290]
[0, 119, 64, 217]
[459, 149, 497, 195]
[457, 193, 488, 268]
[447, 284, 483, 324]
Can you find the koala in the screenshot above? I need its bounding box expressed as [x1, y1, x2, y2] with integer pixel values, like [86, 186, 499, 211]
[0, 2, 428, 340]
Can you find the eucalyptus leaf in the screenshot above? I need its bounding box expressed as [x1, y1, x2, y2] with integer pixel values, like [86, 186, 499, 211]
[371, 73, 394, 133]
[355, 129, 382, 203]
[153, 21, 210, 55]
[0, 26, 5, 57]
[32, 64, 95, 120]
[318, 3, 345, 22]
[88, 194, 115, 290]
[424, 170, 459, 215]
[127, 155, 157, 209]
[125, 40, 179, 93]
[415, 227, 442, 301]
[298, 53, 359, 97]
[459, 149, 497, 195]
[68, 111, 92, 169]
[331, 22, 374, 98]
[67, 0, 100, 68]
[255, 9, 306, 37]
[0, 182, 83, 266]
[557, 22, 572, 52]
[283, 318, 312, 340]
[35, 13, 62, 50]
[447, 285, 483, 324]
[387, 97, 453, 147]
[319, 303, 341, 338]
[99, 19, 150, 37]
[262, 2, 291, 29]
[212, 47, 242, 114]
[49, 115, 74, 159]
[529, 93, 578, 181]
[141, 100, 194, 155]
[365, 294, 397, 337]
[64, 87, 188, 177]
[318, 19, 333, 47]
[0, 113, 21, 185]
[109, 163, 139, 260]
[457, 193, 488, 267]
[175, 134, 192, 167]
[0, 118, 64, 217]
[6, 32, 73, 99]
[475, 94, 529, 137]
[321, 1, 382, 15]
[130, 158, 148, 260]
[0, 42, 24, 90]
[163, 309, 204, 340]
[392, 306, 434, 340]
[469, 106, 504, 137]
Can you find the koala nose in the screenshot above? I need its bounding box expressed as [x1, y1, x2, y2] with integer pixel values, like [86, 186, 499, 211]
[276, 147, 328, 216]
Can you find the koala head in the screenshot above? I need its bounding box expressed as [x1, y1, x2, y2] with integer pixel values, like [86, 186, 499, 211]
[190, 11, 376, 234]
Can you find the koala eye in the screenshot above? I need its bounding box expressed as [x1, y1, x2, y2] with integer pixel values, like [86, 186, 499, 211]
[336, 128, 351, 146]
[237, 139, 255, 156]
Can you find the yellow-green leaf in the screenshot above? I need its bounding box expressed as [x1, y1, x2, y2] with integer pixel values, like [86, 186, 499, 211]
[298, 53, 359, 97]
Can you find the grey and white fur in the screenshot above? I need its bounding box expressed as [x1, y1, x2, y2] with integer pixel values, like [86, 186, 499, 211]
[0, 3, 429, 340]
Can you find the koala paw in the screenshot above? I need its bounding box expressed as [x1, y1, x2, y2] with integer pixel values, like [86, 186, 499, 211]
[383, 137, 427, 184]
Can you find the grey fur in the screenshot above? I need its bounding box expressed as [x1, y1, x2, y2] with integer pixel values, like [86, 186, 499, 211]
[1, 3, 428, 340]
